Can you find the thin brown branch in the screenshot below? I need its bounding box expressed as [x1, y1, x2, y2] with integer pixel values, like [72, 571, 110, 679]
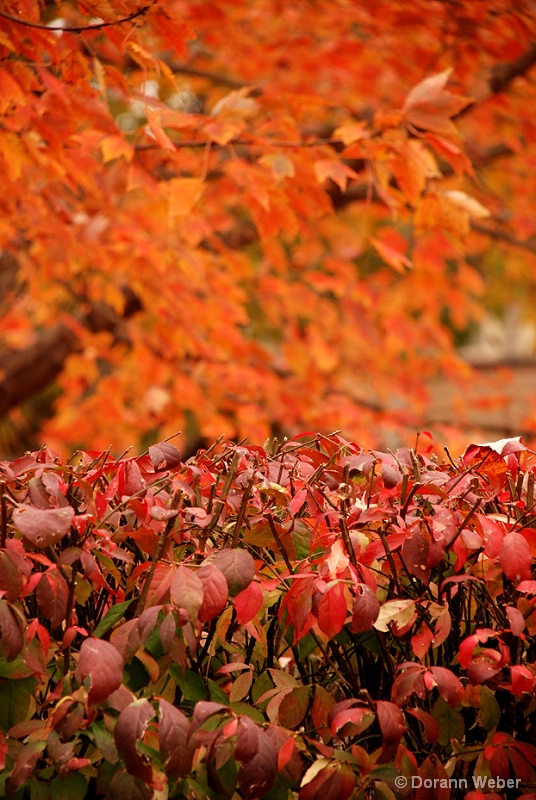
[470, 221, 536, 255]
[164, 59, 249, 91]
[0, 5, 150, 33]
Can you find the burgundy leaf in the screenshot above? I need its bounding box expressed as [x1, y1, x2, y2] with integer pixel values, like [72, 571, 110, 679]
[148, 442, 181, 472]
[76, 638, 124, 704]
[235, 715, 260, 761]
[0, 599, 25, 661]
[170, 565, 204, 624]
[192, 701, 228, 729]
[238, 728, 278, 799]
[36, 570, 68, 629]
[0, 547, 29, 603]
[401, 527, 431, 582]
[214, 548, 255, 597]
[158, 698, 195, 779]
[376, 700, 407, 747]
[197, 564, 228, 622]
[351, 583, 380, 633]
[12, 505, 74, 548]
[114, 699, 155, 783]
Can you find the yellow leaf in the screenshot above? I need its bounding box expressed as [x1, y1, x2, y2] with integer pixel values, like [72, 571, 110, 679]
[441, 190, 490, 219]
[0, 131, 29, 181]
[100, 135, 134, 163]
[166, 177, 204, 216]
[0, 68, 25, 114]
[334, 122, 367, 146]
[314, 159, 359, 192]
[145, 106, 175, 151]
[126, 41, 156, 70]
[414, 192, 470, 236]
[258, 153, 295, 181]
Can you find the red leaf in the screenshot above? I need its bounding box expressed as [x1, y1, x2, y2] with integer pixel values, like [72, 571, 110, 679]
[430, 667, 464, 707]
[75, 638, 124, 704]
[114, 699, 155, 783]
[12, 505, 74, 548]
[401, 527, 431, 583]
[234, 580, 263, 625]
[351, 583, 380, 633]
[214, 549, 255, 597]
[5, 741, 47, 795]
[500, 532, 532, 582]
[317, 582, 347, 638]
[511, 665, 536, 696]
[158, 699, 194, 779]
[489, 746, 510, 780]
[197, 564, 228, 622]
[328, 699, 374, 737]
[411, 622, 435, 659]
[406, 708, 440, 743]
[376, 700, 406, 747]
[300, 762, 355, 800]
[506, 605, 525, 636]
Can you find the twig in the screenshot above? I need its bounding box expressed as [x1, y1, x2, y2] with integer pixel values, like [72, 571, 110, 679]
[0, 5, 150, 32]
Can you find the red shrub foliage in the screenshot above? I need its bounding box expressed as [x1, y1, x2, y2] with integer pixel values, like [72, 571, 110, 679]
[1, 433, 536, 798]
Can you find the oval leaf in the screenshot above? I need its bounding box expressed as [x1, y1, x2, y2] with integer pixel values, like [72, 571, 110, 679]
[214, 549, 255, 597]
[12, 505, 74, 548]
[76, 638, 124, 704]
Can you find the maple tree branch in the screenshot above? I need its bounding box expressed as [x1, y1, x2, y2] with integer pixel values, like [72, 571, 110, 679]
[489, 43, 536, 95]
[164, 59, 250, 91]
[470, 221, 536, 255]
[0, 5, 150, 33]
[0, 289, 142, 418]
[0, 324, 80, 417]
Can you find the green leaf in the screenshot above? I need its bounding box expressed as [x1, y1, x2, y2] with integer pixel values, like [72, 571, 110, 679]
[478, 685, 501, 732]
[0, 677, 37, 730]
[93, 599, 134, 638]
[252, 671, 273, 706]
[208, 679, 230, 704]
[170, 666, 207, 702]
[228, 702, 265, 723]
[432, 696, 464, 747]
[49, 773, 88, 800]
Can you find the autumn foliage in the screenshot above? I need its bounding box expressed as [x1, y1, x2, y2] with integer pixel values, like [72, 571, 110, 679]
[2, 432, 536, 798]
[2, 2, 536, 454]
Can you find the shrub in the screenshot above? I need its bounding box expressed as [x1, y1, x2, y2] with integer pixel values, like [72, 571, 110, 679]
[1, 433, 536, 799]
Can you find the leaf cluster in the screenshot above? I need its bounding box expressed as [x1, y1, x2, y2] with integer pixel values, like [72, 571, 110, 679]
[1, 433, 536, 798]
